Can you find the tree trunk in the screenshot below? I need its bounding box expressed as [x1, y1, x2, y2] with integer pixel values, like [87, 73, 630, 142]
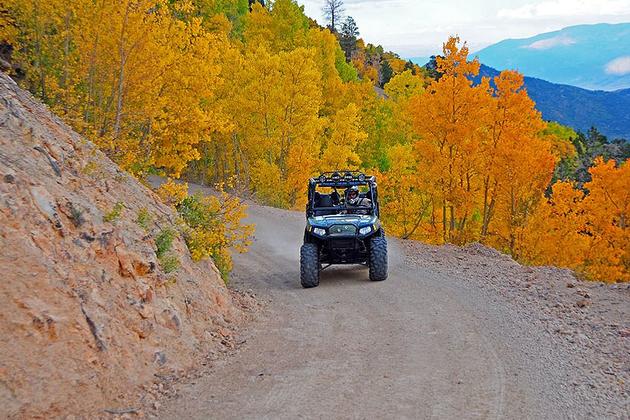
[113, 1, 130, 139]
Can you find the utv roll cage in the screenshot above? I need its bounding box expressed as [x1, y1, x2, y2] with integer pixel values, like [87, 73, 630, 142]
[306, 171, 380, 218]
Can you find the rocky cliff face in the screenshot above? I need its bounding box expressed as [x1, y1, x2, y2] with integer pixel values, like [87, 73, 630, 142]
[0, 73, 246, 417]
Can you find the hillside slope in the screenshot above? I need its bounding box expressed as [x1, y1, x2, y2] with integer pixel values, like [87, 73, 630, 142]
[474, 23, 630, 91]
[474, 64, 630, 140]
[0, 73, 251, 417]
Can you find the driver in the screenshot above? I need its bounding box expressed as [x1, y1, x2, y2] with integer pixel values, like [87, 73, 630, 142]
[346, 186, 371, 207]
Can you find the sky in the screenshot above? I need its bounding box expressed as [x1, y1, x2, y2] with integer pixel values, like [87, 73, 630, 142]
[297, 0, 630, 58]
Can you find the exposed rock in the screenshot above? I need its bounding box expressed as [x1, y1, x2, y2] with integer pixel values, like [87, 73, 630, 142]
[154, 351, 167, 366]
[576, 299, 591, 308]
[576, 289, 591, 298]
[0, 73, 248, 418]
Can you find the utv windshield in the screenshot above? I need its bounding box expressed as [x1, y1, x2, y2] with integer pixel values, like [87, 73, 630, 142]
[309, 172, 376, 217]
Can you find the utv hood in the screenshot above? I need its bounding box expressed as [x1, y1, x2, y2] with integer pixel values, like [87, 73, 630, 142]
[308, 214, 378, 229]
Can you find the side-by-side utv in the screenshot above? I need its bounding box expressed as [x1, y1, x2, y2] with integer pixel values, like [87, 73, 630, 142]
[300, 171, 388, 288]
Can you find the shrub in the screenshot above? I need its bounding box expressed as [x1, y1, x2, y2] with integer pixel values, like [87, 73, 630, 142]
[155, 227, 180, 273]
[155, 228, 176, 258]
[136, 208, 152, 231]
[159, 253, 180, 274]
[103, 202, 124, 222]
[156, 178, 188, 207]
[67, 202, 85, 227]
[176, 192, 253, 282]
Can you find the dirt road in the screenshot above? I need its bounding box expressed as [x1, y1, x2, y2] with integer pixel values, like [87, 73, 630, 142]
[158, 198, 628, 419]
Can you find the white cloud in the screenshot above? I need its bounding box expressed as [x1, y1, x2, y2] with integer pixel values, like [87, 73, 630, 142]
[523, 35, 576, 49]
[605, 56, 630, 75]
[297, 0, 630, 57]
[498, 0, 630, 19]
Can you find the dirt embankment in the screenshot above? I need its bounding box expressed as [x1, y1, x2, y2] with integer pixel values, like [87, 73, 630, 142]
[0, 73, 255, 418]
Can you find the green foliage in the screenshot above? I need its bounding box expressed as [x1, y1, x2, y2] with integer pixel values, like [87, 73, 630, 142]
[103, 202, 124, 223]
[425, 55, 443, 80]
[185, 0, 250, 35]
[136, 208, 152, 231]
[555, 127, 630, 187]
[544, 121, 577, 140]
[335, 47, 358, 82]
[339, 16, 359, 61]
[155, 228, 176, 258]
[543, 121, 579, 184]
[155, 227, 180, 273]
[159, 253, 180, 274]
[380, 60, 393, 87]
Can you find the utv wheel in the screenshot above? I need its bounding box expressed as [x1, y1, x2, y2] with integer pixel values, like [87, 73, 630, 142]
[300, 243, 320, 288]
[369, 236, 388, 281]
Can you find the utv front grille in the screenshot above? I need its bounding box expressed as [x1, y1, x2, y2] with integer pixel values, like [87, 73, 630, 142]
[330, 238, 356, 249]
[329, 224, 357, 236]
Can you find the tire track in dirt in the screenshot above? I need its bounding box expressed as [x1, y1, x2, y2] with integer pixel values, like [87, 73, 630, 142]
[157, 198, 592, 419]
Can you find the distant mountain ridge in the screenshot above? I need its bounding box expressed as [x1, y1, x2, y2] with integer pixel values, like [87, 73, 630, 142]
[473, 64, 630, 140]
[473, 23, 630, 91]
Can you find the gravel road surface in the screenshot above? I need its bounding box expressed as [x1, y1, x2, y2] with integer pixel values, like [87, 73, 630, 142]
[158, 198, 629, 419]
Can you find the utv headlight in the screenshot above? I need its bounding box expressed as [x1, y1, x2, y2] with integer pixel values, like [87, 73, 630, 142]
[313, 227, 327, 236]
[359, 226, 372, 235]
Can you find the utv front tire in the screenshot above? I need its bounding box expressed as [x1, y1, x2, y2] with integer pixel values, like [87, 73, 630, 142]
[369, 236, 388, 281]
[300, 243, 320, 288]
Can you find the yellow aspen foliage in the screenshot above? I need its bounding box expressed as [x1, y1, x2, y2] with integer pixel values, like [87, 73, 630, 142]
[5, 0, 231, 177]
[2, 0, 82, 116]
[385, 55, 408, 75]
[250, 160, 287, 208]
[307, 27, 348, 114]
[384, 70, 425, 102]
[519, 182, 591, 268]
[479, 70, 554, 253]
[379, 144, 432, 239]
[232, 45, 322, 208]
[156, 179, 189, 207]
[244, 0, 308, 53]
[320, 103, 366, 171]
[177, 191, 254, 281]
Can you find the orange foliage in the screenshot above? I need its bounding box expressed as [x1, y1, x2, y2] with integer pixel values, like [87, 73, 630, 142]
[408, 37, 491, 244]
[6, 0, 627, 282]
[521, 158, 629, 282]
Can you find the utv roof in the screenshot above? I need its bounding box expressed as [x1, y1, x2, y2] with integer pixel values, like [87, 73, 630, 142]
[310, 171, 376, 187]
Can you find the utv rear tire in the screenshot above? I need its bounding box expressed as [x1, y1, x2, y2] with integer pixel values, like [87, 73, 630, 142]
[300, 243, 320, 288]
[369, 236, 388, 281]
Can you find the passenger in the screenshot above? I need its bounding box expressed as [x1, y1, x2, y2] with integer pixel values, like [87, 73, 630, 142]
[346, 186, 371, 208]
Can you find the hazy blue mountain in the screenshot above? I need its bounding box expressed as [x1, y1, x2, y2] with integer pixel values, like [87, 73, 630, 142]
[473, 23, 630, 91]
[409, 56, 430, 66]
[473, 65, 630, 140]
